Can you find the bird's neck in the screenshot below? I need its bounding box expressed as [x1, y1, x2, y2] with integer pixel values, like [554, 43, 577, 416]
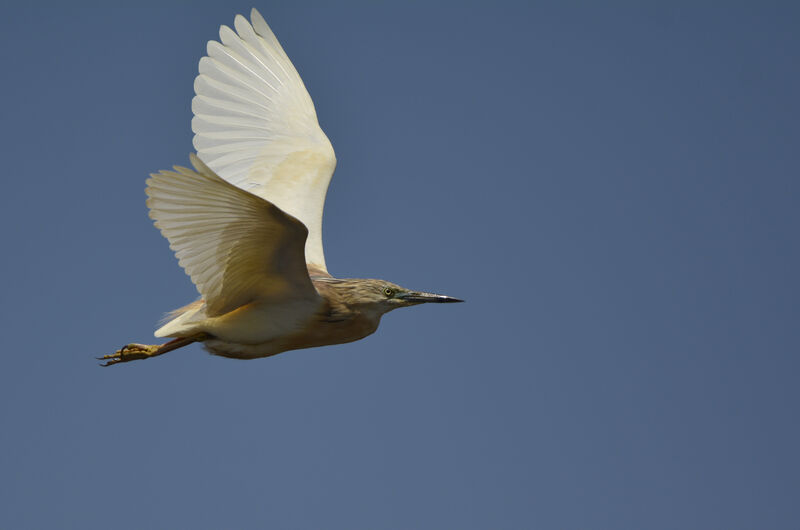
[312, 277, 384, 327]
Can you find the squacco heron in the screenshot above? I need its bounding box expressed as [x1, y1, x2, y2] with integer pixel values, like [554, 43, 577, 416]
[100, 9, 461, 366]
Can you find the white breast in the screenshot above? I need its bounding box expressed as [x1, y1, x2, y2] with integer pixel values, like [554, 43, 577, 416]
[204, 297, 323, 344]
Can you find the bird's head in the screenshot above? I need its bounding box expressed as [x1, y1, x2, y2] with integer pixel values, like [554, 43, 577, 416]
[348, 279, 463, 316]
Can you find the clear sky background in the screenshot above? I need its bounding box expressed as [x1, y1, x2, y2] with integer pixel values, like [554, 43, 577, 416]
[0, 2, 798, 529]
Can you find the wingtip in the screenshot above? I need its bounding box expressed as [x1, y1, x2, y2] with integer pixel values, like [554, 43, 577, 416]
[218, 23, 236, 43]
[219, 23, 236, 40]
[249, 7, 272, 37]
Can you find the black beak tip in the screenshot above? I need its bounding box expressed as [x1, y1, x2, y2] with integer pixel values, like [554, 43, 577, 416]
[400, 292, 464, 304]
[428, 294, 464, 303]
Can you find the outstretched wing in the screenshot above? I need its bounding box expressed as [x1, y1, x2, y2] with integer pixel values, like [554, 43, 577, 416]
[192, 8, 336, 273]
[146, 154, 321, 317]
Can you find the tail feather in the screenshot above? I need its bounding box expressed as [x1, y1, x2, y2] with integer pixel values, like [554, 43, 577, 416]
[159, 299, 205, 325]
[155, 299, 207, 338]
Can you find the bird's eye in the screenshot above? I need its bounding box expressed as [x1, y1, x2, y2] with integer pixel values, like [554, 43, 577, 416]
[383, 287, 395, 297]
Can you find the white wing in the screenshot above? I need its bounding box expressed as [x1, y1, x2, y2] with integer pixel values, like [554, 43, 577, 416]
[146, 154, 320, 317]
[192, 8, 336, 272]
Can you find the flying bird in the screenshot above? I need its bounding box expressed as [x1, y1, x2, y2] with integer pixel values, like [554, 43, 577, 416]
[100, 9, 461, 366]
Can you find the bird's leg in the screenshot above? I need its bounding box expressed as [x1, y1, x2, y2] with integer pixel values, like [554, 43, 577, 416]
[97, 334, 209, 367]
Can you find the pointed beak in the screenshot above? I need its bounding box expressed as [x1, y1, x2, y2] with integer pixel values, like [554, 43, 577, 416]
[398, 291, 464, 304]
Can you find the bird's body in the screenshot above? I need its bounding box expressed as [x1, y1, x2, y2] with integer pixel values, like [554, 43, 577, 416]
[100, 9, 460, 366]
[204, 280, 384, 359]
[158, 277, 393, 360]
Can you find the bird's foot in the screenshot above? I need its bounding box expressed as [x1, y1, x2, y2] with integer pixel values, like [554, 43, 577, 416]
[97, 343, 161, 366]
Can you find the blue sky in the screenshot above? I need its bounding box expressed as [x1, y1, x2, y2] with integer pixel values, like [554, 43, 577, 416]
[0, 2, 798, 528]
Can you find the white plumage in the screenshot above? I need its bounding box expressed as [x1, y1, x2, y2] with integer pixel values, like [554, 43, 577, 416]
[147, 9, 334, 343]
[192, 9, 336, 272]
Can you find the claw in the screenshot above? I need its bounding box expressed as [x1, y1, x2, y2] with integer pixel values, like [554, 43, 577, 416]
[97, 343, 159, 367]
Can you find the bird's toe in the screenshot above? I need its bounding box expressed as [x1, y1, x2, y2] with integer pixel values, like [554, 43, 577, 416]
[97, 344, 159, 366]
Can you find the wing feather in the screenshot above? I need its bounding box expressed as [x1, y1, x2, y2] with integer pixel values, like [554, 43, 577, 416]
[146, 154, 320, 317]
[192, 8, 336, 272]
